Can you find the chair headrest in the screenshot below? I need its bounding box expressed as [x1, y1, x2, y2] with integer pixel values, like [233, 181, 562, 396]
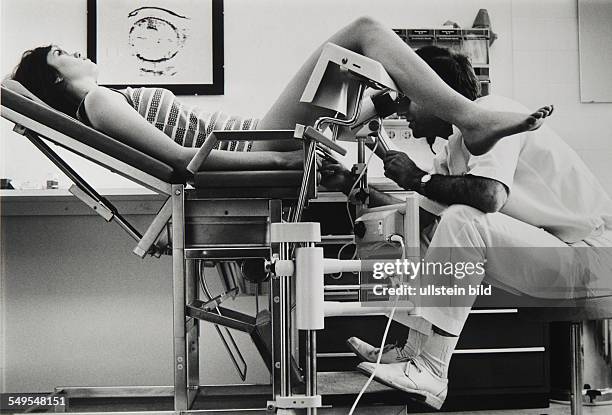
[1, 79, 47, 104]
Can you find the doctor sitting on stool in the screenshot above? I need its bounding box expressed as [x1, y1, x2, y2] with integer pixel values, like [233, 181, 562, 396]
[321, 45, 612, 411]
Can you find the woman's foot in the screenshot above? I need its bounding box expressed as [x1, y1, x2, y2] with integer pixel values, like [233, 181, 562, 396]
[461, 105, 554, 155]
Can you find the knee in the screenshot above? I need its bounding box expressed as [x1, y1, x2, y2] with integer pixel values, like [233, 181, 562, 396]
[439, 204, 484, 226]
[351, 15, 381, 27]
[347, 16, 385, 37]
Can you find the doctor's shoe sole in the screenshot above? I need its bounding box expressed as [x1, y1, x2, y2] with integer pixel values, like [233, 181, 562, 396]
[356, 362, 446, 410]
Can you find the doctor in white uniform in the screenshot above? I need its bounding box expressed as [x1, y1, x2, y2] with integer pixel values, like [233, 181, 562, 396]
[324, 45, 612, 410]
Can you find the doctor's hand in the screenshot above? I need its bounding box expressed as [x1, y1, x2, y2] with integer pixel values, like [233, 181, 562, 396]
[383, 150, 426, 191]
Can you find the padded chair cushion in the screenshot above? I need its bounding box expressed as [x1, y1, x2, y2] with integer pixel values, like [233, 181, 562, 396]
[2, 81, 306, 193]
[1, 81, 181, 183]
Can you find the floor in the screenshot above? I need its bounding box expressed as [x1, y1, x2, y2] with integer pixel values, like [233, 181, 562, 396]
[37, 397, 612, 415]
[34, 402, 612, 414]
[411, 403, 611, 415]
[19, 372, 612, 414]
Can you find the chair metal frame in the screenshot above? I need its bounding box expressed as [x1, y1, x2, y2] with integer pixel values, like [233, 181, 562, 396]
[2, 95, 308, 412]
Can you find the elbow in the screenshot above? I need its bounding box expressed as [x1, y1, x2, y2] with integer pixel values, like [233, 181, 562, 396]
[480, 199, 504, 214]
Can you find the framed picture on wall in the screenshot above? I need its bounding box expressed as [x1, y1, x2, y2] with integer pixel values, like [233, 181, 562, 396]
[87, 0, 224, 94]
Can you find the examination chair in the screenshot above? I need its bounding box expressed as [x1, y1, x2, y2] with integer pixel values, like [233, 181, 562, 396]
[1, 43, 414, 414]
[1, 79, 310, 412]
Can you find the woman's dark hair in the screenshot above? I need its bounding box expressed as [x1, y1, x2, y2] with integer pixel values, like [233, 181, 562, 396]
[11, 45, 79, 117]
[416, 45, 481, 101]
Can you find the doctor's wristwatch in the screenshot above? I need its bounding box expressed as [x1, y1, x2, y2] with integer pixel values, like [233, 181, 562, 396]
[418, 173, 432, 192]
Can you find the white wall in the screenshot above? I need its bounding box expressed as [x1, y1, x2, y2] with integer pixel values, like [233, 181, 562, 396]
[510, 0, 612, 195]
[4, 0, 609, 191]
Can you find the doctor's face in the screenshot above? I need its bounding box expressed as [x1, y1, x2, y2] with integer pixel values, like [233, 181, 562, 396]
[400, 100, 453, 140]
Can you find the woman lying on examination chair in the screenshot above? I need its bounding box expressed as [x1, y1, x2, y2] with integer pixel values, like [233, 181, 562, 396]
[11, 17, 553, 178]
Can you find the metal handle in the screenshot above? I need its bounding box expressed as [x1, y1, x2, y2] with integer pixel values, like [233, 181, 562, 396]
[186, 131, 218, 174]
[301, 126, 347, 156]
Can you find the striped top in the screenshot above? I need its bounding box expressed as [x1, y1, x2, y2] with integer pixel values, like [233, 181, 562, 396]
[78, 87, 258, 151]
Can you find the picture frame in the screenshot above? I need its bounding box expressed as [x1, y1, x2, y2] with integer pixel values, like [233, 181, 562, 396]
[87, 0, 224, 95]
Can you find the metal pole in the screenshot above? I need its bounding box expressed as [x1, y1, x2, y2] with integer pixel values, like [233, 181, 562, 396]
[283, 240, 292, 396]
[357, 136, 368, 195]
[570, 321, 583, 415]
[292, 143, 317, 223]
[269, 200, 283, 398]
[279, 241, 291, 397]
[171, 184, 188, 411]
[305, 331, 318, 415]
[313, 84, 366, 131]
[186, 261, 199, 408]
[305, 241, 318, 415]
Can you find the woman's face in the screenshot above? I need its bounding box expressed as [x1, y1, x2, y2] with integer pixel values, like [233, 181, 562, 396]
[46, 45, 98, 84]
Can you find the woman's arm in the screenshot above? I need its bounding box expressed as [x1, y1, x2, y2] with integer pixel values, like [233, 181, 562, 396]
[83, 87, 301, 174]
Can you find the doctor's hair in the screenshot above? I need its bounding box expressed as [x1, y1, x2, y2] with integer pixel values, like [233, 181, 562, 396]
[11, 45, 79, 118]
[416, 46, 481, 101]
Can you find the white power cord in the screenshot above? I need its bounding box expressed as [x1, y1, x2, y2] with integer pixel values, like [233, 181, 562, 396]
[348, 235, 406, 415]
[330, 241, 358, 280]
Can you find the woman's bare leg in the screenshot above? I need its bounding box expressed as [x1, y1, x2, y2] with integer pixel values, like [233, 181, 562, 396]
[256, 17, 551, 155]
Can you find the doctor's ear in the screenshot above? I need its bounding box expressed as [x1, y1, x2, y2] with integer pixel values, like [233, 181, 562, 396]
[53, 75, 63, 84]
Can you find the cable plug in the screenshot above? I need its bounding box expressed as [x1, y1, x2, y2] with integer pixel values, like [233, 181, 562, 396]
[387, 234, 404, 244]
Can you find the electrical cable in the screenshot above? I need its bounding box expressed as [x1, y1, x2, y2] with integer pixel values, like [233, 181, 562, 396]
[329, 241, 358, 280]
[348, 235, 406, 415]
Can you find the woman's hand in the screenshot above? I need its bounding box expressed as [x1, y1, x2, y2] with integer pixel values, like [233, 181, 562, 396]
[319, 160, 355, 195]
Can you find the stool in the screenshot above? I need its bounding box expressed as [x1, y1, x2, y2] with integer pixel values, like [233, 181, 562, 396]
[520, 297, 612, 415]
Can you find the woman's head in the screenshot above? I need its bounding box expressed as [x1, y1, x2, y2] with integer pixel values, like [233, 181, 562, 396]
[11, 45, 97, 117]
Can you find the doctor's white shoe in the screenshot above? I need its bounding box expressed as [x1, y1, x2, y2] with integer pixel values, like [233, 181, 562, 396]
[356, 359, 448, 410]
[347, 337, 413, 364]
